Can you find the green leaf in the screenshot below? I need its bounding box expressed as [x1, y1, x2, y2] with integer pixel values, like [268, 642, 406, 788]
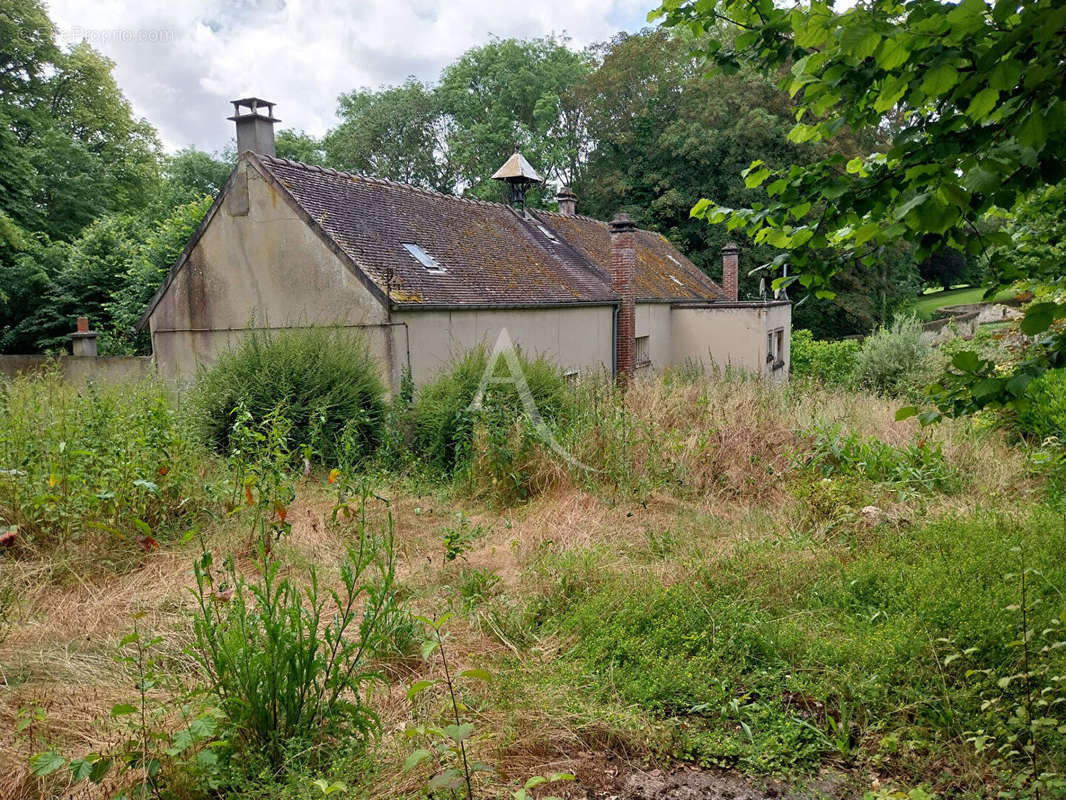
[443, 722, 476, 743]
[69, 757, 97, 782]
[972, 378, 1001, 400]
[895, 193, 930, 220]
[951, 351, 980, 374]
[30, 751, 67, 776]
[1018, 110, 1047, 149]
[875, 37, 910, 70]
[841, 25, 882, 61]
[1020, 302, 1056, 335]
[966, 88, 999, 121]
[419, 639, 439, 661]
[459, 668, 492, 682]
[428, 769, 462, 792]
[1006, 372, 1034, 397]
[875, 75, 909, 113]
[921, 64, 959, 97]
[407, 680, 437, 700]
[989, 59, 1023, 91]
[895, 406, 919, 421]
[744, 167, 771, 188]
[110, 702, 137, 717]
[404, 749, 433, 771]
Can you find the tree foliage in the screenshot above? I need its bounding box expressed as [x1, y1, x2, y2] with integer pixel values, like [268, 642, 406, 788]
[652, 0, 1066, 417]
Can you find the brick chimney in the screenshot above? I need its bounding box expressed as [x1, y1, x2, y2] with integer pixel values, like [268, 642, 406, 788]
[556, 185, 577, 216]
[610, 213, 637, 386]
[721, 242, 739, 301]
[228, 97, 279, 157]
[70, 317, 98, 357]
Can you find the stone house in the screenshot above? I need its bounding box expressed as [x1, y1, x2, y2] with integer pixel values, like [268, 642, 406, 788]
[139, 99, 791, 389]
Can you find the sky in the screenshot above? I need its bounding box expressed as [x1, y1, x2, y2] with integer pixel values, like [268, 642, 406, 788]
[45, 0, 653, 154]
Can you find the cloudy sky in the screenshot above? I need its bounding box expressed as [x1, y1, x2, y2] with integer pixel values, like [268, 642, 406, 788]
[45, 0, 652, 153]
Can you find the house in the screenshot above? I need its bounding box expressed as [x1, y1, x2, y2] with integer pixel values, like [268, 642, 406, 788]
[140, 99, 791, 389]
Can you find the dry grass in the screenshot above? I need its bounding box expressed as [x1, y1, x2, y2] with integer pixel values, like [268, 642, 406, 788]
[0, 372, 1041, 799]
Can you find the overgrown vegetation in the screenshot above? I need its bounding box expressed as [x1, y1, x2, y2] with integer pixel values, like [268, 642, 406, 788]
[6, 318, 1063, 798]
[0, 369, 209, 556]
[192, 328, 385, 466]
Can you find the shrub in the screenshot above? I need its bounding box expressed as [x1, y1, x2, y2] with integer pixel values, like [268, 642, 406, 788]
[0, 370, 207, 553]
[411, 346, 571, 500]
[1014, 368, 1066, 442]
[789, 329, 860, 386]
[191, 328, 385, 465]
[853, 315, 937, 397]
[191, 498, 398, 771]
[803, 425, 961, 495]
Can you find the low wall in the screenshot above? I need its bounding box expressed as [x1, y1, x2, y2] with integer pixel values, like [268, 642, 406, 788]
[921, 312, 979, 344]
[937, 303, 1022, 325]
[0, 355, 154, 384]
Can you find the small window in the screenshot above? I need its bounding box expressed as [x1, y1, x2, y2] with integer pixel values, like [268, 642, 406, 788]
[536, 223, 558, 242]
[668, 273, 684, 286]
[767, 328, 785, 371]
[666, 253, 681, 267]
[402, 243, 446, 274]
[635, 335, 651, 368]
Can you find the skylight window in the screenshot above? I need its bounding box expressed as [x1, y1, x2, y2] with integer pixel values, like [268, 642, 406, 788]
[666, 253, 682, 267]
[402, 243, 446, 274]
[668, 273, 684, 286]
[536, 223, 558, 242]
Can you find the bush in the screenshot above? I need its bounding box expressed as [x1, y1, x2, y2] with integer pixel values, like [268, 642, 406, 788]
[0, 370, 207, 553]
[1014, 368, 1066, 441]
[803, 425, 961, 495]
[411, 346, 571, 499]
[853, 315, 937, 397]
[789, 329, 860, 386]
[191, 501, 397, 771]
[192, 328, 385, 465]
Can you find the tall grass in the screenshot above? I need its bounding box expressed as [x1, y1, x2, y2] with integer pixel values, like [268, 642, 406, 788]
[0, 370, 209, 554]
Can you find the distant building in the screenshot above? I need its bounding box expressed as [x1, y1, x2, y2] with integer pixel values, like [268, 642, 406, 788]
[140, 98, 791, 388]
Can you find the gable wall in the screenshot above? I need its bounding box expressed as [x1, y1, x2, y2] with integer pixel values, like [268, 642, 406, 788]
[148, 158, 389, 382]
[670, 303, 791, 379]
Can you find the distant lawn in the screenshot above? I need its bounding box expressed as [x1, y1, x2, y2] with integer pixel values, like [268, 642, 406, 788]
[913, 285, 1016, 320]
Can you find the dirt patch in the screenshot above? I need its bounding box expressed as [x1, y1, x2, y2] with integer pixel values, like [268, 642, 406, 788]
[555, 754, 846, 800]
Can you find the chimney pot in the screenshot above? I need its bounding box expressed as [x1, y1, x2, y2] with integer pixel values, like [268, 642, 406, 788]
[721, 241, 739, 301]
[228, 97, 279, 157]
[610, 213, 637, 386]
[556, 185, 577, 216]
[70, 317, 98, 357]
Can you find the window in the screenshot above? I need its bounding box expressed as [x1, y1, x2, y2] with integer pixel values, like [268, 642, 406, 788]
[767, 328, 785, 371]
[666, 253, 682, 267]
[402, 243, 446, 274]
[668, 273, 684, 286]
[635, 335, 651, 368]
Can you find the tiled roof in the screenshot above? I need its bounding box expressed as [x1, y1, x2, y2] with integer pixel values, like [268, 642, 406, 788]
[256, 154, 725, 307]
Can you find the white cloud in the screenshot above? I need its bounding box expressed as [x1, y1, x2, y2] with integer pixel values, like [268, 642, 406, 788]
[44, 0, 651, 152]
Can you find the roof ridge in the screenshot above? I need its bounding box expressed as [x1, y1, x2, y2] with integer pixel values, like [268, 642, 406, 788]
[257, 154, 522, 212]
[535, 208, 610, 226]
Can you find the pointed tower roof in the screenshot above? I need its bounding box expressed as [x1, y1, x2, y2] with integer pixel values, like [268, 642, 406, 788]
[491, 149, 543, 183]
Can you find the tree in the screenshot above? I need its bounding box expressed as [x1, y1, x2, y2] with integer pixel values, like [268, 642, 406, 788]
[276, 129, 327, 166]
[652, 0, 1066, 417]
[438, 37, 591, 202]
[324, 79, 453, 191]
